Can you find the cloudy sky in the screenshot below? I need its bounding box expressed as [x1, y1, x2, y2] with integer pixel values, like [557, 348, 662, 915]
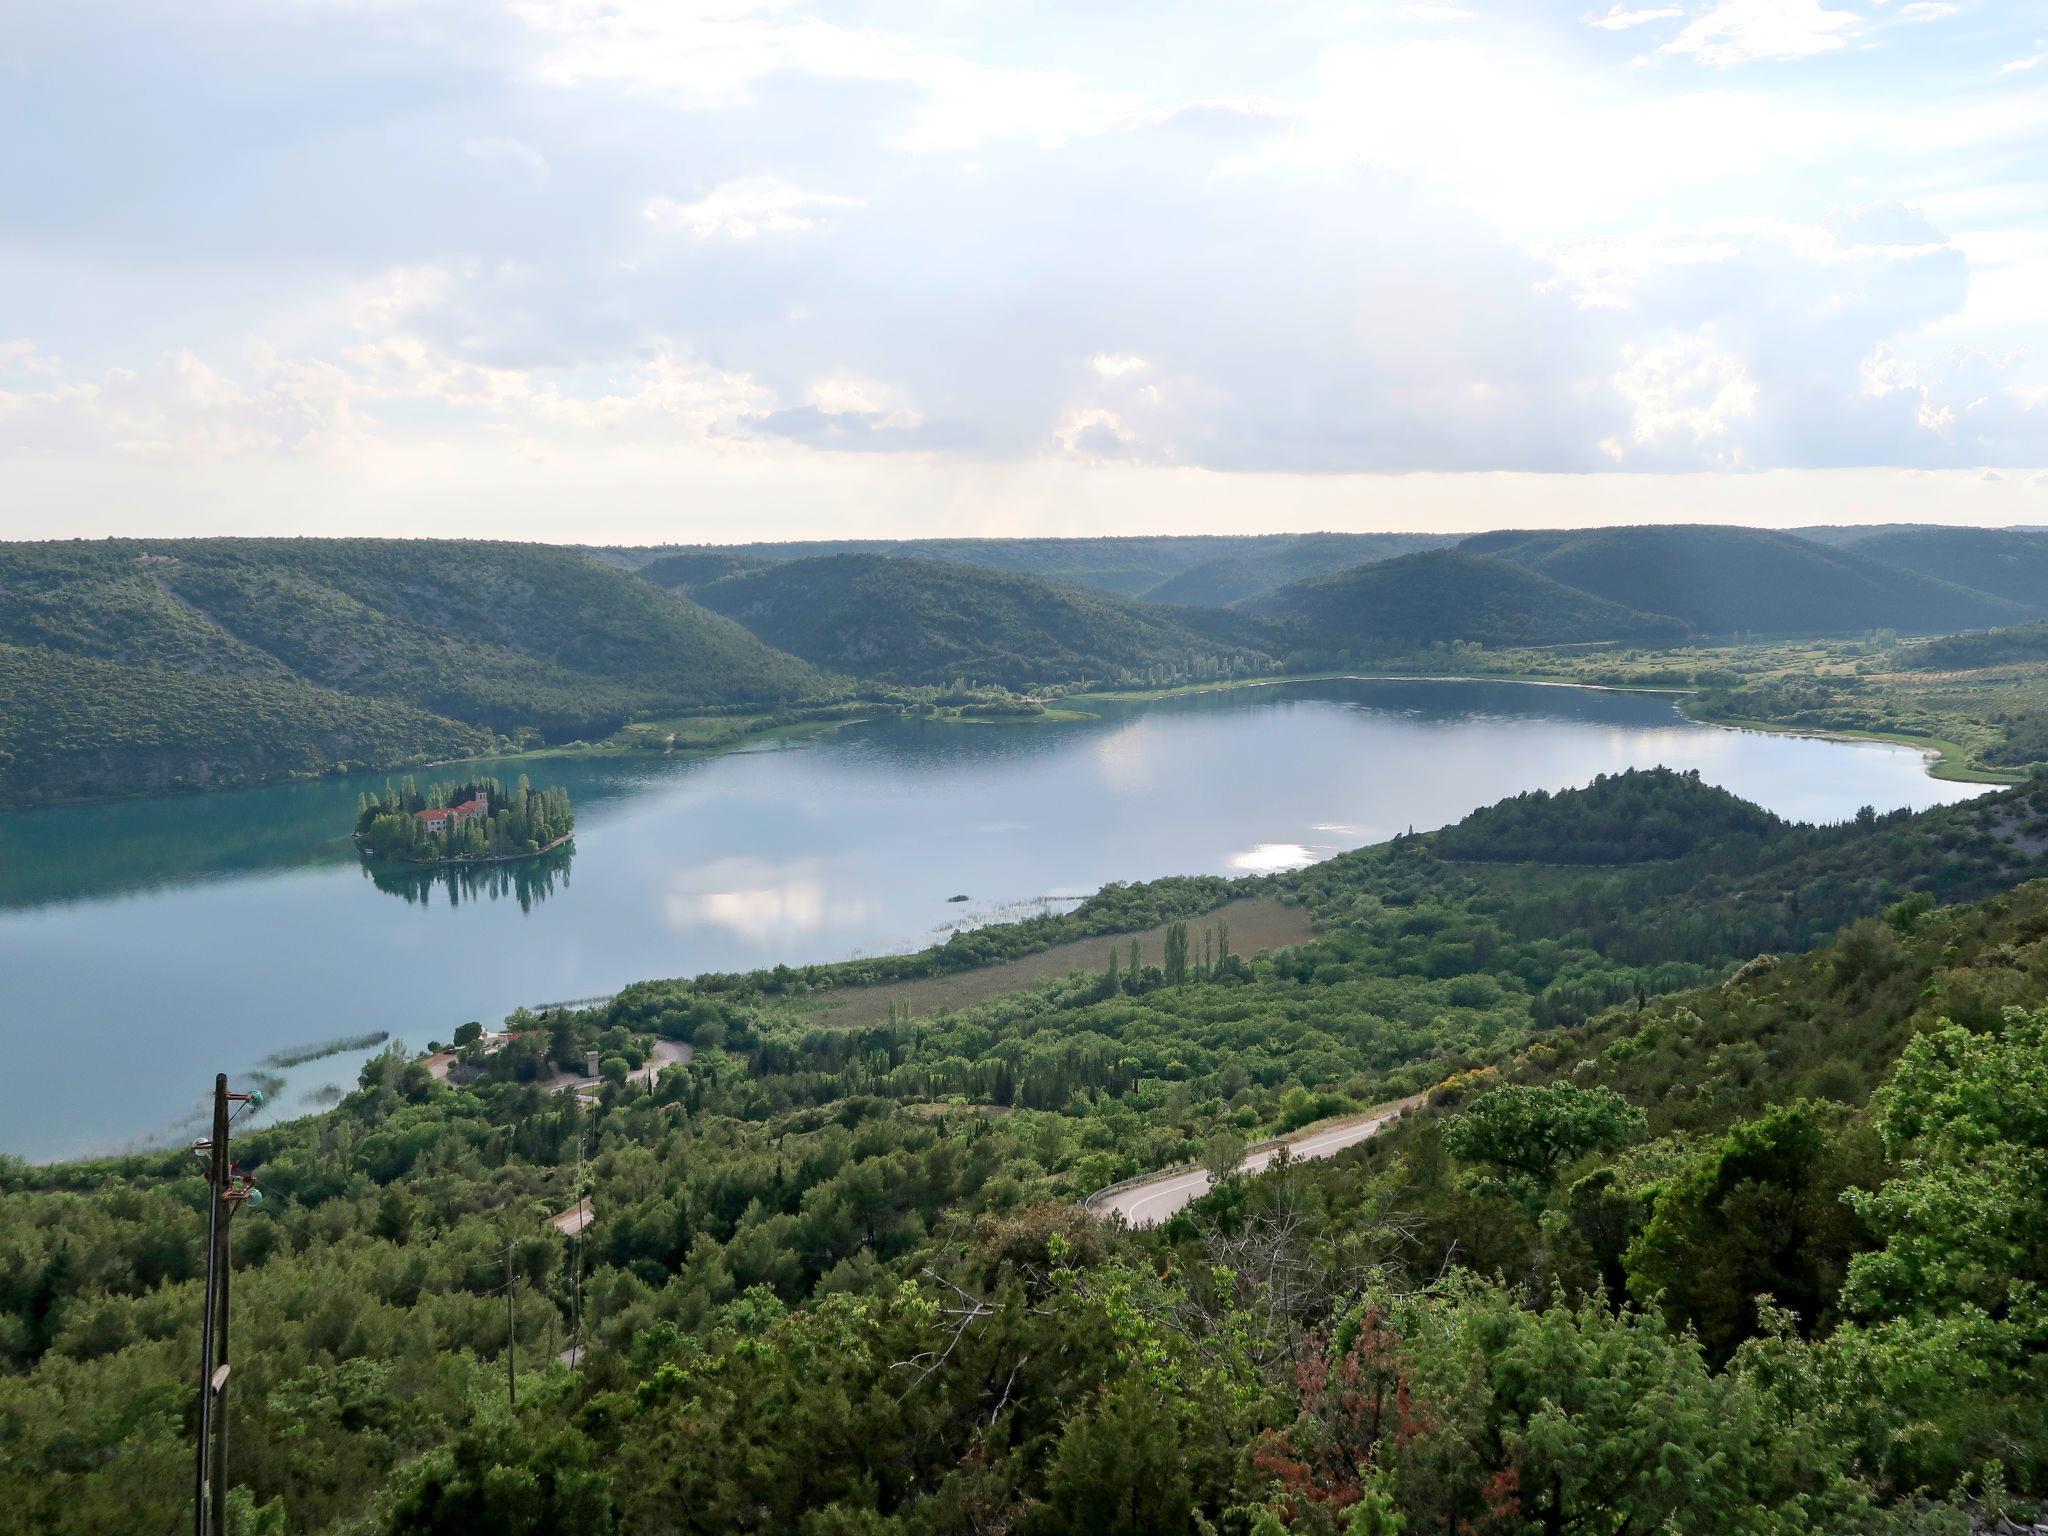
[2, 0, 2044, 542]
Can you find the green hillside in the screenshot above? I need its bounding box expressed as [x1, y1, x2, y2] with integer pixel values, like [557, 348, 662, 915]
[601, 533, 1450, 599]
[0, 539, 826, 807]
[1140, 531, 1454, 607]
[1461, 524, 2028, 636]
[1826, 526, 2048, 613]
[1433, 766, 1786, 864]
[635, 548, 776, 594]
[1244, 548, 1690, 648]
[692, 552, 1287, 688]
[0, 643, 493, 807]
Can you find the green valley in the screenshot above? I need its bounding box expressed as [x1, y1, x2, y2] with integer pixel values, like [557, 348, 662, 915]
[8, 770, 2048, 1532]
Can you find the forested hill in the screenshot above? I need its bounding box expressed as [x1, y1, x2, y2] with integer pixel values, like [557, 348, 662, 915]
[690, 552, 1289, 689]
[1242, 548, 1690, 647]
[1459, 523, 2030, 636]
[1139, 531, 1449, 607]
[1432, 766, 1786, 864]
[0, 539, 825, 807]
[1820, 525, 2048, 613]
[605, 531, 1458, 600]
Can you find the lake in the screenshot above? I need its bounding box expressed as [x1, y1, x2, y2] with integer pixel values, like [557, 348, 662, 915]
[0, 678, 1987, 1162]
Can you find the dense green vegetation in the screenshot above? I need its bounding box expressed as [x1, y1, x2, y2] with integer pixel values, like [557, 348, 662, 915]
[354, 775, 574, 864]
[1244, 549, 1689, 648]
[0, 642, 494, 808]
[1826, 526, 2048, 613]
[1903, 620, 2048, 671]
[1459, 524, 2028, 637]
[0, 539, 832, 808]
[692, 553, 1289, 690]
[1432, 767, 1785, 863]
[8, 771, 2048, 1532]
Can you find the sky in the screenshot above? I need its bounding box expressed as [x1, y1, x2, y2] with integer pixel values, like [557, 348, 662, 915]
[1, 0, 2044, 543]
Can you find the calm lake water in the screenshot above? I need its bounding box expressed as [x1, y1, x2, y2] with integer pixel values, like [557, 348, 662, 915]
[0, 679, 1986, 1162]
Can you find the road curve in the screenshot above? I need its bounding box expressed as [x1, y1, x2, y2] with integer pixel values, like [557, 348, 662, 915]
[1092, 1095, 1423, 1228]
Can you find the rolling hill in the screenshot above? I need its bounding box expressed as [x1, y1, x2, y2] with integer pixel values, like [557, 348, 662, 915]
[1459, 524, 2029, 637]
[1815, 526, 2048, 614]
[635, 548, 779, 594]
[602, 532, 1453, 599]
[1140, 532, 1455, 607]
[0, 643, 495, 807]
[0, 539, 827, 807]
[690, 552, 1288, 688]
[1242, 548, 1690, 648]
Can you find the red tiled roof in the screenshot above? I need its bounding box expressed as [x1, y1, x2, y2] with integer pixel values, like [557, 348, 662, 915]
[416, 796, 486, 824]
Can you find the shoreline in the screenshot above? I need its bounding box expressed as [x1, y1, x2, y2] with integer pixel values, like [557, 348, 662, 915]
[1069, 670, 2021, 787]
[4, 667, 2020, 821]
[356, 831, 576, 869]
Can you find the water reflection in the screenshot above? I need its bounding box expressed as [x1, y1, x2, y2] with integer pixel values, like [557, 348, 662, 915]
[663, 858, 868, 942]
[363, 844, 574, 911]
[0, 677, 1993, 1162]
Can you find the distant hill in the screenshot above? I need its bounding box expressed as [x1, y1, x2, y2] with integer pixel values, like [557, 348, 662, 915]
[1243, 549, 1690, 648]
[691, 553, 1287, 688]
[1460, 525, 2028, 637]
[600, 533, 1450, 599]
[636, 549, 777, 594]
[1814, 527, 2048, 615]
[0, 539, 826, 807]
[1141, 532, 1455, 608]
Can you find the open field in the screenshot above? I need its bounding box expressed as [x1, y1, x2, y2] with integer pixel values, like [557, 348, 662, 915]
[784, 895, 1315, 1029]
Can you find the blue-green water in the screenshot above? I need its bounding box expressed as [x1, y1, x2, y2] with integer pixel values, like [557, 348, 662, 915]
[0, 680, 1985, 1161]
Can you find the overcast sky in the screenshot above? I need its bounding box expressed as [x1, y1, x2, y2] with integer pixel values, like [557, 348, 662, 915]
[2, 0, 2044, 542]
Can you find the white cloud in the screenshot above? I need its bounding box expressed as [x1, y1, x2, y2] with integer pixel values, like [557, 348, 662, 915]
[1089, 353, 1149, 378]
[0, 341, 61, 377]
[643, 176, 862, 240]
[2000, 54, 2043, 73]
[1611, 328, 1758, 458]
[1897, 2, 1960, 21]
[509, 0, 1138, 151]
[1581, 5, 1685, 30]
[1054, 407, 1147, 461]
[1660, 0, 1861, 65]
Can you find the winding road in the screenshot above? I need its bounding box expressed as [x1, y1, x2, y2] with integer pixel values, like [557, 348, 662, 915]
[1091, 1095, 1423, 1228]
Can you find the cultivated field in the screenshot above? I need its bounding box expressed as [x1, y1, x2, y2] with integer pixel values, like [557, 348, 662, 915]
[788, 895, 1315, 1029]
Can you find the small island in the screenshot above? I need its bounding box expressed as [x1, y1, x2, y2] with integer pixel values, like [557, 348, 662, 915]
[353, 773, 574, 865]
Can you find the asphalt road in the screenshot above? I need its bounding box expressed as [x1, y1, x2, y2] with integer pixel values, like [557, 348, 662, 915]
[1093, 1096, 1423, 1228]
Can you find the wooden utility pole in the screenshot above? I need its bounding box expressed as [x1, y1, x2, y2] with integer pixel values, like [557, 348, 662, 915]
[193, 1075, 261, 1536]
[506, 1244, 517, 1407]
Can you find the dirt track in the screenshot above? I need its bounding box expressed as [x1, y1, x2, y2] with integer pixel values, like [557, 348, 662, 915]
[1091, 1096, 1423, 1228]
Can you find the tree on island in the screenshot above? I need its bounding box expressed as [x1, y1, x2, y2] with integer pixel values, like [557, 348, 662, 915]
[354, 773, 574, 863]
